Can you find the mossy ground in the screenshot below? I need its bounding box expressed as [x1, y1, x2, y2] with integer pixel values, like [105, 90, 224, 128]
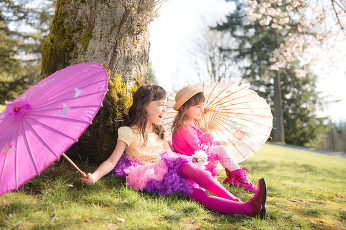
[0, 144, 345, 229]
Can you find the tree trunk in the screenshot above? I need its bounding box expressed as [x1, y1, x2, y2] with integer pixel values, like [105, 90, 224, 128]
[273, 70, 285, 143]
[41, 0, 155, 163]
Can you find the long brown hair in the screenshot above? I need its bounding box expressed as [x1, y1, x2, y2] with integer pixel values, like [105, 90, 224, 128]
[125, 85, 167, 145]
[172, 92, 205, 134]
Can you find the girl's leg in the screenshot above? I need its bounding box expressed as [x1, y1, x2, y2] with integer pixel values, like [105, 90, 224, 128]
[209, 145, 240, 171]
[190, 187, 252, 215]
[179, 162, 239, 201]
[210, 145, 257, 192]
[190, 179, 267, 218]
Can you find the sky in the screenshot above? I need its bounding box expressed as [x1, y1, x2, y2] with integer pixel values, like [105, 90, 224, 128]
[149, 0, 346, 122]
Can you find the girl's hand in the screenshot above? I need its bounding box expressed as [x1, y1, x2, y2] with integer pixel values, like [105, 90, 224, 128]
[200, 124, 217, 133]
[80, 173, 96, 186]
[79, 140, 126, 186]
[200, 127, 210, 133]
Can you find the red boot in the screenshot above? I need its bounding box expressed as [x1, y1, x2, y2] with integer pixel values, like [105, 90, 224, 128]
[224, 167, 257, 192]
[250, 178, 267, 219]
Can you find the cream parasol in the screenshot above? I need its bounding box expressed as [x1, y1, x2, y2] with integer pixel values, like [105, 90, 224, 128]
[163, 82, 273, 163]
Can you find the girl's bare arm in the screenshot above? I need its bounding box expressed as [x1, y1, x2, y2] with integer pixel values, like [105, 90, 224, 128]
[81, 140, 127, 185]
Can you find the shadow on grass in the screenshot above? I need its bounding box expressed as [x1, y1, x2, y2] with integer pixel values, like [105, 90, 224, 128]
[244, 160, 276, 172]
[32, 219, 95, 230]
[305, 209, 323, 217]
[338, 210, 346, 225]
[162, 213, 183, 223]
[287, 163, 345, 177]
[182, 206, 198, 215]
[288, 205, 340, 229]
[248, 158, 345, 176]
[0, 202, 32, 215]
[276, 162, 345, 186]
[248, 159, 345, 184]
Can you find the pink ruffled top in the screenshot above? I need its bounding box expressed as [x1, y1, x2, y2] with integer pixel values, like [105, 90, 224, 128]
[172, 121, 219, 156]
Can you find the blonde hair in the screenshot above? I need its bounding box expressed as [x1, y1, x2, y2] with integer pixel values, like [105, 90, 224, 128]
[172, 92, 205, 134]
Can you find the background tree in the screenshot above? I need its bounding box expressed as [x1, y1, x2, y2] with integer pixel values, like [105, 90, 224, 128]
[320, 121, 346, 152]
[280, 63, 328, 146]
[214, 0, 328, 146]
[188, 27, 236, 83]
[341, 122, 346, 152]
[240, 0, 345, 142]
[0, 0, 55, 102]
[216, 0, 345, 143]
[41, 0, 157, 163]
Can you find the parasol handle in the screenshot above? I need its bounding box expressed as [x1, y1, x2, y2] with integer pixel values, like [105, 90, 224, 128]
[62, 153, 87, 178]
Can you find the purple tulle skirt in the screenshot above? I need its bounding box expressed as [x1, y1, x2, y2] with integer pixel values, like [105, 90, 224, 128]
[112, 151, 194, 197]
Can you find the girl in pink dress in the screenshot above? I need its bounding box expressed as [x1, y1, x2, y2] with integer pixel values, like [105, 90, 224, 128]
[81, 85, 267, 219]
[172, 85, 257, 192]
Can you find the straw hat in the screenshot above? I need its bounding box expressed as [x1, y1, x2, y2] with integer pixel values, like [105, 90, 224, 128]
[173, 85, 204, 111]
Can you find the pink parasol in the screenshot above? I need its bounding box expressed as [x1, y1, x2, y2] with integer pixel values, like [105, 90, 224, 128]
[0, 62, 109, 196]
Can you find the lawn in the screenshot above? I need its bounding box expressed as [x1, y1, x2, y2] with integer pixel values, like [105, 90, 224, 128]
[0, 144, 345, 229]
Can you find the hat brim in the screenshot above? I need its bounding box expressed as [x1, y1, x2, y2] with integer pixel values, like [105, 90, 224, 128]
[173, 87, 204, 111]
[173, 103, 181, 111]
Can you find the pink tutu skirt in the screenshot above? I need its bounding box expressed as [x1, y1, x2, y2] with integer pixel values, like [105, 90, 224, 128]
[112, 151, 194, 196]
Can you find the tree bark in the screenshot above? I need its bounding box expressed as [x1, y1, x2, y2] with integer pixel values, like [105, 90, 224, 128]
[41, 0, 155, 163]
[273, 70, 285, 143]
[41, 0, 154, 80]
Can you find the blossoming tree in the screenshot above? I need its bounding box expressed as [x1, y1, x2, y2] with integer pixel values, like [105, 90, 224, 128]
[215, 0, 336, 143]
[242, 0, 345, 142]
[243, 0, 345, 72]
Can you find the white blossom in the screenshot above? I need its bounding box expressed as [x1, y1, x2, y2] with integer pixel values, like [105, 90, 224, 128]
[242, 0, 345, 76]
[279, 17, 290, 24]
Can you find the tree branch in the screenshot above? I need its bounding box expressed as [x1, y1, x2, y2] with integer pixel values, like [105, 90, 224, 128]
[331, 0, 345, 34]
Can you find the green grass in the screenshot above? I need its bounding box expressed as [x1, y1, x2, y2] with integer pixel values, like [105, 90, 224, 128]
[0, 144, 345, 229]
[0, 104, 5, 112]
